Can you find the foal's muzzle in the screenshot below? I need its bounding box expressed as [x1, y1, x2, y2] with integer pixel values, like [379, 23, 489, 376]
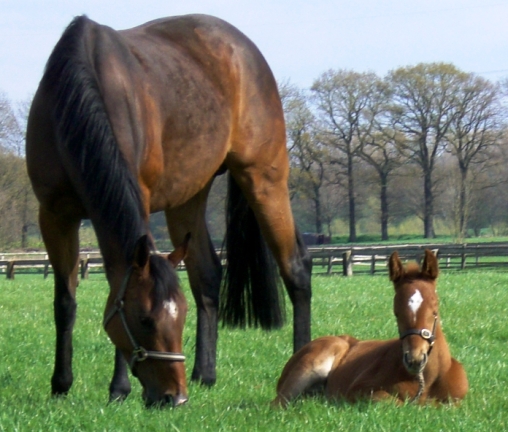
[403, 351, 428, 375]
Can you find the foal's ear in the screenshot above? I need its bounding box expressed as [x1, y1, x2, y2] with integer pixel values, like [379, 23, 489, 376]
[389, 251, 404, 282]
[167, 233, 191, 268]
[421, 249, 439, 279]
[133, 234, 151, 269]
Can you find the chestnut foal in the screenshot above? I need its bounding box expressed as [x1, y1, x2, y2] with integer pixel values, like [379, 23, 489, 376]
[272, 250, 468, 407]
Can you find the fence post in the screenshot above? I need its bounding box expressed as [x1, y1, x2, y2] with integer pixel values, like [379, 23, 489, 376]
[6, 261, 15, 279]
[342, 250, 353, 276]
[81, 258, 89, 279]
[370, 255, 376, 274]
[327, 256, 333, 275]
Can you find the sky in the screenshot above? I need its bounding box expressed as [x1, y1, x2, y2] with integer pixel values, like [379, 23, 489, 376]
[2, 0, 508, 103]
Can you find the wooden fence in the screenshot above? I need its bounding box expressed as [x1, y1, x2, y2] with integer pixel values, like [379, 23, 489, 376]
[3, 242, 508, 279]
[309, 242, 508, 275]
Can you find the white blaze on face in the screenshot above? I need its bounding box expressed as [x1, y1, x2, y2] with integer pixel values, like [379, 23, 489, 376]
[164, 299, 179, 320]
[408, 290, 423, 323]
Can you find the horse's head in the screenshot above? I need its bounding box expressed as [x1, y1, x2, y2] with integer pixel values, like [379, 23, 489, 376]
[389, 249, 439, 376]
[104, 234, 190, 408]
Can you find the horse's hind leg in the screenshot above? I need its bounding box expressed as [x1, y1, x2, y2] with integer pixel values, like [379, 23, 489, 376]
[39, 206, 81, 396]
[230, 167, 312, 351]
[165, 185, 222, 385]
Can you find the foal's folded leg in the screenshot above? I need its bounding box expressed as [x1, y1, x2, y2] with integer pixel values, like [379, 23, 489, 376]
[271, 336, 352, 408]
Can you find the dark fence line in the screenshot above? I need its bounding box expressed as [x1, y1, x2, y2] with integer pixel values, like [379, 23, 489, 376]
[3, 242, 508, 279]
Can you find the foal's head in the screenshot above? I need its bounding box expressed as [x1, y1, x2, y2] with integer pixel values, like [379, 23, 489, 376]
[389, 250, 439, 375]
[104, 235, 190, 408]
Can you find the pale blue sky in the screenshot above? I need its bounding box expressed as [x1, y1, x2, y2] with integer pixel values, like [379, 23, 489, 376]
[2, 0, 508, 102]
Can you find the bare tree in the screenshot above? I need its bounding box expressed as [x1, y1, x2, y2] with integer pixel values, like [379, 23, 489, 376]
[354, 76, 405, 240]
[444, 74, 503, 238]
[312, 70, 381, 242]
[0, 92, 38, 248]
[280, 82, 328, 233]
[388, 63, 464, 238]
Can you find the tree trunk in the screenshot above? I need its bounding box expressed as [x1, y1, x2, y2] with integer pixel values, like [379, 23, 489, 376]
[458, 167, 468, 238]
[347, 154, 356, 242]
[380, 174, 389, 241]
[313, 187, 323, 234]
[423, 171, 435, 238]
[21, 189, 29, 249]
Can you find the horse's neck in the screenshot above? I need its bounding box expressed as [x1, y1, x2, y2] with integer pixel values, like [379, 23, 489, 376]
[426, 325, 452, 375]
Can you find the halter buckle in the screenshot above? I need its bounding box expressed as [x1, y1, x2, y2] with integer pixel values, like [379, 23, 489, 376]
[133, 346, 149, 362]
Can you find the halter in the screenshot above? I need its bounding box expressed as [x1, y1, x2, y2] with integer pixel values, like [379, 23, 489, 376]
[399, 313, 438, 353]
[103, 267, 185, 374]
[399, 313, 438, 402]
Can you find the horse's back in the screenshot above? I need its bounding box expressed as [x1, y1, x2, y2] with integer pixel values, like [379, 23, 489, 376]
[325, 339, 408, 401]
[112, 14, 286, 208]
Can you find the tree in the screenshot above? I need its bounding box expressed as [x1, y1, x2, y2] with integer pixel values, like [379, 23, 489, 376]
[312, 70, 380, 242]
[0, 91, 38, 249]
[388, 63, 465, 238]
[280, 82, 329, 233]
[355, 76, 405, 240]
[445, 74, 503, 239]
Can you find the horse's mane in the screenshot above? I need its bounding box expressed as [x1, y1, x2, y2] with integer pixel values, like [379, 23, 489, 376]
[42, 16, 146, 262]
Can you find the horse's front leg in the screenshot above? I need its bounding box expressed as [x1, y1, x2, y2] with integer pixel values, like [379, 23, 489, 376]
[39, 207, 81, 396]
[165, 190, 222, 386]
[108, 348, 131, 402]
[180, 229, 222, 385]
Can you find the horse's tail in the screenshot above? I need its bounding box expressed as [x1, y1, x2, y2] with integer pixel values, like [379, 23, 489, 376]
[219, 173, 285, 330]
[41, 16, 145, 258]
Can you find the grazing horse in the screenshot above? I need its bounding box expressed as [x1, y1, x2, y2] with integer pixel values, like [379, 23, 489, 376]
[272, 250, 467, 407]
[26, 14, 312, 407]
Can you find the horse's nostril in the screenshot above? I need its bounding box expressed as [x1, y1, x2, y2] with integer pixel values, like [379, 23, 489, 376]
[403, 350, 428, 375]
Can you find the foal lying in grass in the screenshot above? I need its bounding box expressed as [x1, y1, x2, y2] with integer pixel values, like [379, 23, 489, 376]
[272, 250, 468, 407]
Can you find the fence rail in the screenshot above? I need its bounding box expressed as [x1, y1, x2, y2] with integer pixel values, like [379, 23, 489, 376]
[3, 242, 508, 279]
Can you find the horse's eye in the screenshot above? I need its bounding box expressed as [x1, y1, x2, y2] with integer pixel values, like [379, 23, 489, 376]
[140, 316, 156, 331]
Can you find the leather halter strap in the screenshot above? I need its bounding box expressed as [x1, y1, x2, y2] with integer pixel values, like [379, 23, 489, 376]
[399, 313, 438, 351]
[103, 267, 185, 373]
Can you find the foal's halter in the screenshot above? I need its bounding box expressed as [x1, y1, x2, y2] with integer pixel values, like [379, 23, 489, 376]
[103, 267, 185, 373]
[399, 313, 438, 353]
[399, 313, 438, 402]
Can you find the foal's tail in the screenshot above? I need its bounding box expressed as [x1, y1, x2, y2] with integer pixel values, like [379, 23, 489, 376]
[219, 174, 285, 330]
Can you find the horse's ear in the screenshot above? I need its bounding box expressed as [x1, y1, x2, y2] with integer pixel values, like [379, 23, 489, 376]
[421, 249, 439, 279]
[167, 233, 191, 268]
[389, 251, 404, 283]
[133, 234, 151, 269]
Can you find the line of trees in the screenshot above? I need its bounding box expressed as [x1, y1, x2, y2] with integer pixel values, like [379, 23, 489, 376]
[281, 62, 508, 241]
[0, 91, 38, 250]
[1, 62, 508, 250]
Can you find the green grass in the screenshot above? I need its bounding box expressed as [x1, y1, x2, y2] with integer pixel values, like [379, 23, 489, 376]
[0, 271, 507, 431]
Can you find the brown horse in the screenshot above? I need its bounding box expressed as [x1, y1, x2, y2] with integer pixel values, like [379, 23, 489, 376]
[26, 14, 312, 407]
[272, 250, 467, 407]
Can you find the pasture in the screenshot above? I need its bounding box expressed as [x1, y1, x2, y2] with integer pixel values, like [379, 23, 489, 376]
[0, 270, 506, 431]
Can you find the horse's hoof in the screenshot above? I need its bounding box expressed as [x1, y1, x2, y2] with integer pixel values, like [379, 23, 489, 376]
[108, 391, 130, 404]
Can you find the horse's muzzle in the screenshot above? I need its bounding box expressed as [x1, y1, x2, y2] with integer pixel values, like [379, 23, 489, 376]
[144, 392, 188, 409]
[403, 352, 428, 375]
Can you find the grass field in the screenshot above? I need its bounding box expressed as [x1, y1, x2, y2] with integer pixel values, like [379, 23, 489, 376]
[0, 270, 507, 431]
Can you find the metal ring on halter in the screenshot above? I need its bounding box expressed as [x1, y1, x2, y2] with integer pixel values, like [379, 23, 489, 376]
[399, 314, 438, 348]
[103, 267, 186, 373]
